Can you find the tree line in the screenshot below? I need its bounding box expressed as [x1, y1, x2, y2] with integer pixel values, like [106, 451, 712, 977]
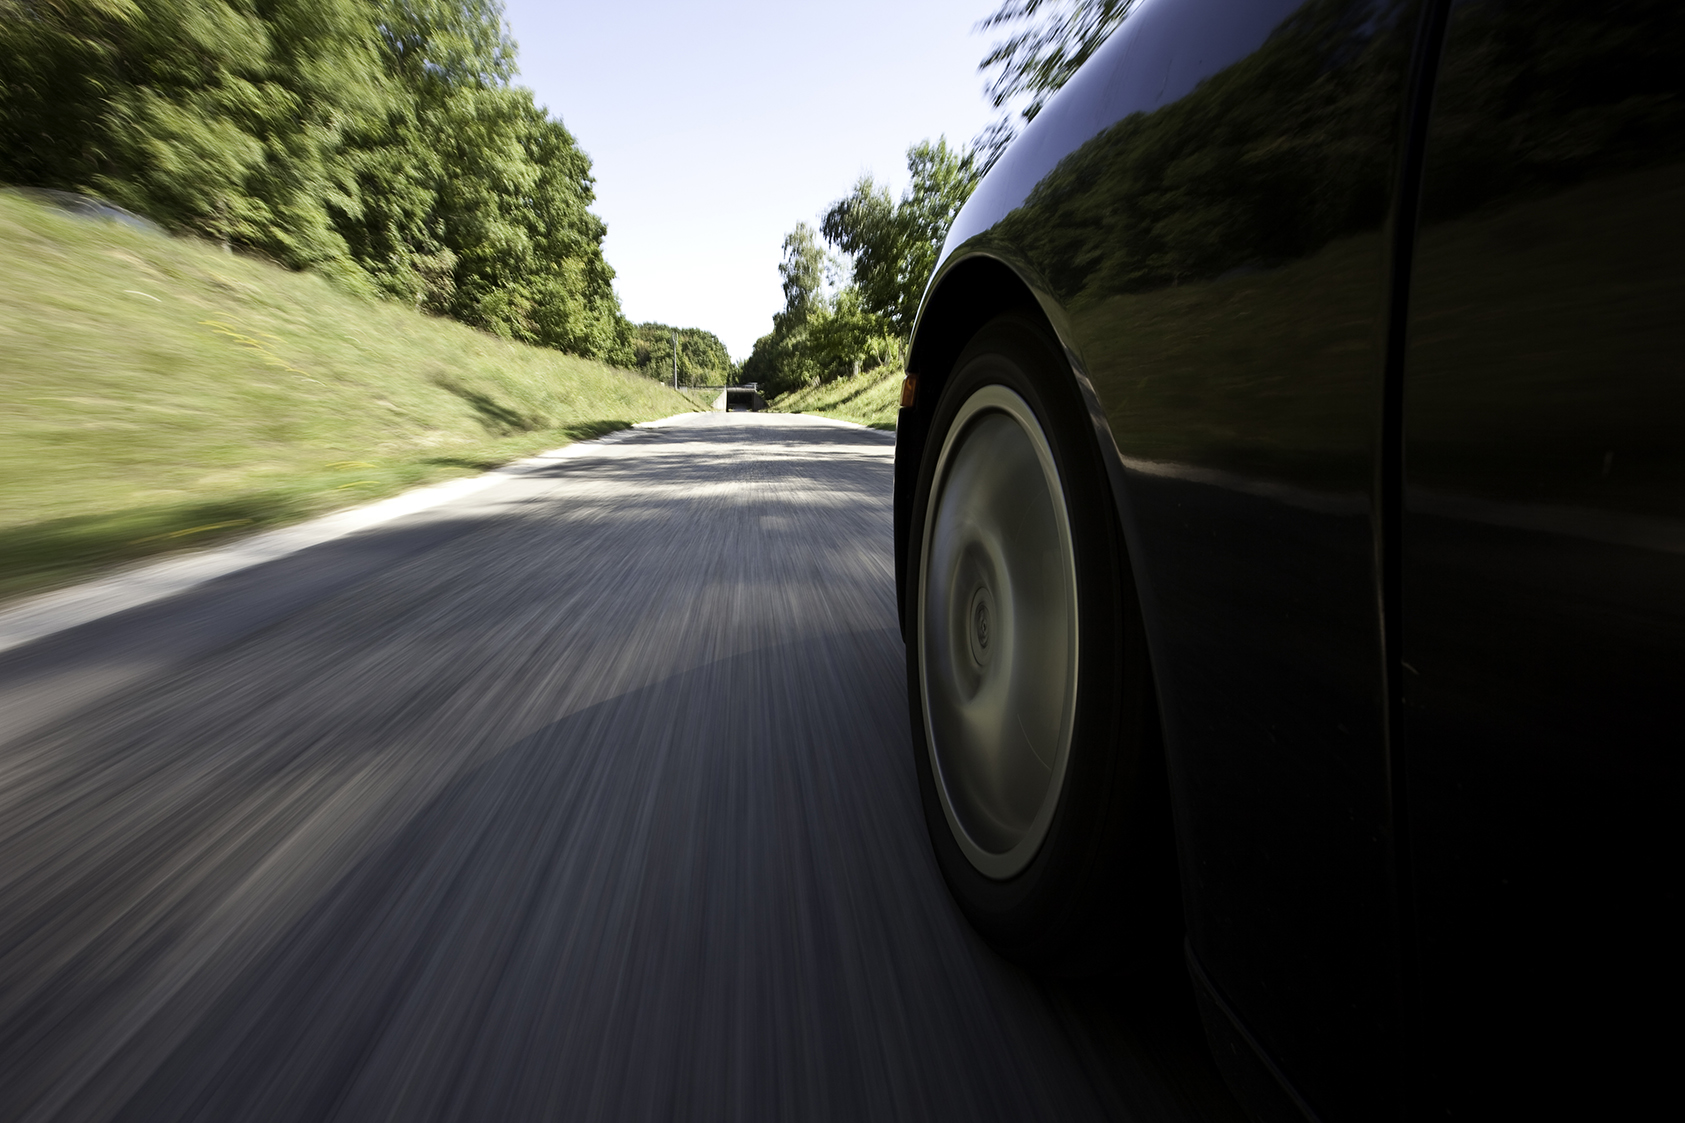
[0, 0, 635, 363]
[630, 323, 732, 385]
[740, 1, 1129, 398]
[742, 138, 980, 397]
[0, 0, 1190, 388]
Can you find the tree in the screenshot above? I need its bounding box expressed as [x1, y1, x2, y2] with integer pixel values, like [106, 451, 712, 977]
[631, 323, 732, 384]
[0, 0, 634, 363]
[739, 329, 805, 394]
[1, 0, 388, 279]
[343, 0, 631, 360]
[742, 226, 815, 393]
[337, 0, 520, 312]
[975, 0, 1143, 166]
[744, 234, 906, 396]
[821, 138, 979, 335]
[803, 286, 903, 379]
[748, 139, 979, 397]
[742, 222, 830, 394]
[774, 222, 825, 331]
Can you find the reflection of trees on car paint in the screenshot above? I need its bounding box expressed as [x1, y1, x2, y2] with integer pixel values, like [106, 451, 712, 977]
[989, 0, 1412, 492]
[987, 5, 1427, 1117]
[998, 0, 1415, 302]
[1419, 0, 1685, 222]
[990, 0, 1684, 494]
[1002, 0, 1682, 305]
[1407, 0, 1685, 513]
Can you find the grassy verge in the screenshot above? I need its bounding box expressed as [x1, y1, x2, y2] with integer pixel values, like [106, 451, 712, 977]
[0, 191, 695, 602]
[673, 386, 730, 410]
[768, 366, 901, 429]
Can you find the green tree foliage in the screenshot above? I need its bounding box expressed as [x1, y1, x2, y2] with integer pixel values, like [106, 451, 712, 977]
[631, 323, 732, 384]
[742, 222, 832, 395]
[746, 143, 976, 396]
[803, 286, 903, 377]
[0, 0, 633, 362]
[0, 0, 386, 279]
[342, 0, 631, 359]
[0, 2, 134, 193]
[974, 0, 1142, 166]
[738, 333, 807, 397]
[821, 138, 979, 335]
[774, 221, 825, 331]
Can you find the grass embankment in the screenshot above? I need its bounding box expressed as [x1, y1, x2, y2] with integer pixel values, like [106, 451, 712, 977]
[673, 386, 727, 410]
[769, 366, 901, 429]
[0, 191, 694, 601]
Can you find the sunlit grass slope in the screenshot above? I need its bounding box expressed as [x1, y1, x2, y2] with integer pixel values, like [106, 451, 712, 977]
[769, 366, 901, 430]
[0, 192, 693, 601]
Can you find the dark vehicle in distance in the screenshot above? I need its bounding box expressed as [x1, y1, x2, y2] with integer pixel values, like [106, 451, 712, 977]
[894, 1, 1681, 1118]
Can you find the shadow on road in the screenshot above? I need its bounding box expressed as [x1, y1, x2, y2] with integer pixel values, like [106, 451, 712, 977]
[0, 416, 1241, 1122]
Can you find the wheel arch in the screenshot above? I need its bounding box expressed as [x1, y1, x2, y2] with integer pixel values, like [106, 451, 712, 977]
[896, 253, 1150, 650]
[898, 258, 1188, 971]
[905, 256, 1045, 406]
[896, 255, 1048, 635]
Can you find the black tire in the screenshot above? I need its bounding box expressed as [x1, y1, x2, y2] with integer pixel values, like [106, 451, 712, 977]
[905, 313, 1177, 973]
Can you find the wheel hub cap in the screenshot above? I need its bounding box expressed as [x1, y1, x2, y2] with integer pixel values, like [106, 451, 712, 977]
[919, 384, 1079, 880]
[968, 585, 995, 666]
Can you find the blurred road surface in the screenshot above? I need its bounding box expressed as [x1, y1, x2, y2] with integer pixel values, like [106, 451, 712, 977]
[0, 413, 1243, 1122]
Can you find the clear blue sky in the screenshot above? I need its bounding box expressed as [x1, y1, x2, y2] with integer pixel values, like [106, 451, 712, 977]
[500, 0, 1004, 359]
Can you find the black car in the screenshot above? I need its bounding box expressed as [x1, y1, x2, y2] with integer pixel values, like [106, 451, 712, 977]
[894, 1, 1680, 1118]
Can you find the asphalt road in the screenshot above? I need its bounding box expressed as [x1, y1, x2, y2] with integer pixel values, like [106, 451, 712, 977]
[0, 413, 1244, 1123]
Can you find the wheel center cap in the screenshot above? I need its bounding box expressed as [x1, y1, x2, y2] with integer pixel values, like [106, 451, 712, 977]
[967, 585, 995, 666]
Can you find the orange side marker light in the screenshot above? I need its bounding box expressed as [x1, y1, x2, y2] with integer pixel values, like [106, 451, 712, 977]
[900, 374, 919, 408]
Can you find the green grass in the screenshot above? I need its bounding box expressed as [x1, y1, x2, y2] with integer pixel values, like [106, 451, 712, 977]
[672, 386, 729, 410]
[0, 191, 696, 601]
[768, 366, 902, 429]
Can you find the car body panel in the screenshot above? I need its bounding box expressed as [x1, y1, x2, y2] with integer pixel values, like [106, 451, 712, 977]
[1400, 0, 1684, 1111]
[899, 0, 1681, 1116]
[908, 2, 1432, 1117]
